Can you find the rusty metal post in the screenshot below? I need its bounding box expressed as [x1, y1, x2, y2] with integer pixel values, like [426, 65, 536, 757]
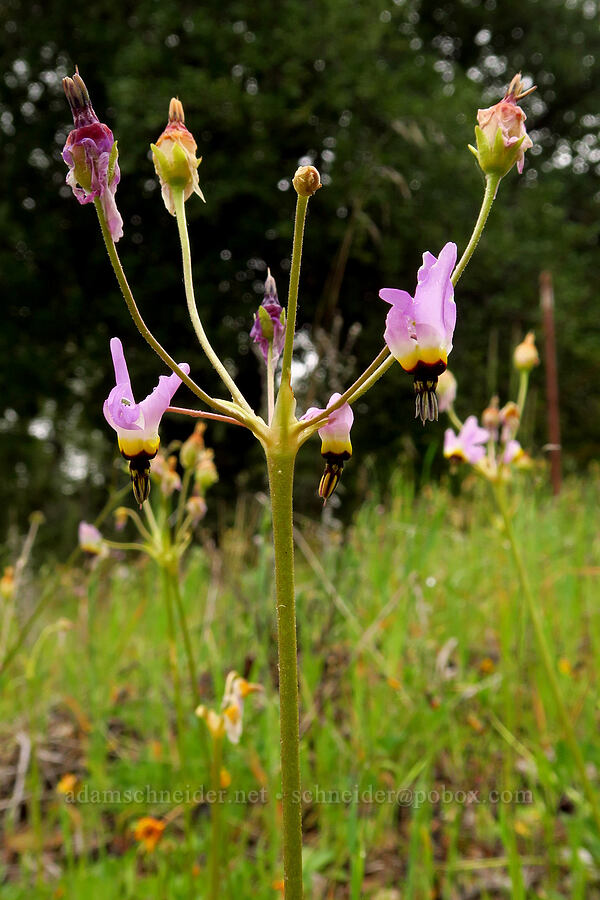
[539, 271, 562, 495]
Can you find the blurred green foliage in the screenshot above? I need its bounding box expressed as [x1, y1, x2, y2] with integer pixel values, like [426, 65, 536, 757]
[1, 0, 599, 555]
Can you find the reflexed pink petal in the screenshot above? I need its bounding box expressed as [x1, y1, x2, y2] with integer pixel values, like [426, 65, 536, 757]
[139, 366, 191, 432]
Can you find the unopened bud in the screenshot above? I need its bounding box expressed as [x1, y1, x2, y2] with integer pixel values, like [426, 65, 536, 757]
[151, 98, 205, 215]
[292, 165, 322, 197]
[500, 401, 520, 439]
[482, 396, 500, 434]
[436, 369, 457, 414]
[514, 332, 539, 372]
[180, 422, 207, 469]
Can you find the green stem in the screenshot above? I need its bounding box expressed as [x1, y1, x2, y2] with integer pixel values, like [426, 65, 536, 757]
[266, 450, 303, 899]
[493, 484, 600, 833]
[280, 195, 309, 389]
[93, 199, 240, 421]
[208, 736, 224, 900]
[176, 468, 193, 535]
[446, 405, 463, 432]
[162, 567, 185, 768]
[516, 370, 530, 423]
[452, 174, 501, 287]
[267, 344, 275, 425]
[296, 347, 391, 434]
[103, 540, 149, 552]
[169, 570, 200, 703]
[172, 188, 253, 414]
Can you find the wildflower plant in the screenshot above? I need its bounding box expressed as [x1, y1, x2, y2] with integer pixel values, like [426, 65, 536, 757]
[440, 336, 600, 836]
[62, 71, 537, 898]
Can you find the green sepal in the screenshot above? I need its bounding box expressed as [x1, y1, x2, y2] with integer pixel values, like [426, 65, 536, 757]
[258, 305, 275, 341]
[472, 125, 525, 179]
[107, 140, 119, 186]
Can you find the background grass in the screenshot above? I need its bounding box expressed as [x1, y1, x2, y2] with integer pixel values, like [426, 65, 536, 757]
[1, 468, 600, 898]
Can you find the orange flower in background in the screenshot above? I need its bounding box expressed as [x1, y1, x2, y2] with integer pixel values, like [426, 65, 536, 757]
[56, 773, 78, 796]
[133, 816, 166, 852]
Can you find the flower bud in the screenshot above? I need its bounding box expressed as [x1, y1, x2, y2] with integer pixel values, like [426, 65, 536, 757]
[514, 332, 539, 372]
[469, 73, 536, 178]
[482, 395, 500, 437]
[186, 494, 207, 526]
[180, 422, 207, 469]
[151, 98, 205, 216]
[62, 71, 123, 241]
[499, 401, 520, 440]
[436, 369, 457, 414]
[195, 449, 219, 492]
[114, 507, 128, 531]
[250, 270, 286, 364]
[292, 165, 322, 197]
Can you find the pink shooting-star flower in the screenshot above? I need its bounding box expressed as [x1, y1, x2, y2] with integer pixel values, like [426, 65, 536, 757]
[62, 71, 123, 242]
[103, 338, 189, 506]
[444, 416, 489, 465]
[380, 242, 457, 424]
[250, 270, 286, 365]
[302, 393, 354, 502]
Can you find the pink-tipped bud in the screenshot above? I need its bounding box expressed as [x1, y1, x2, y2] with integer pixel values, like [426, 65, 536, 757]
[469, 73, 536, 178]
[151, 98, 205, 215]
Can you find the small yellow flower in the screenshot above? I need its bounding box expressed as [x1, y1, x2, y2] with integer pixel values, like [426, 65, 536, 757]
[558, 658, 573, 677]
[56, 773, 78, 796]
[133, 816, 166, 852]
[220, 767, 232, 789]
[0, 566, 15, 600]
[479, 657, 496, 675]
[195, 705, 226, 740]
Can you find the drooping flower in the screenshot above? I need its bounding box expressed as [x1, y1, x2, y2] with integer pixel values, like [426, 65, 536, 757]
[250, 270, 286, 365]
[133, 817, 166, 853]
[443, 416, 489, 465]
[151, 98, 205, 216]
[470, 73, 536, 178]
[503, 439, 524, 465]
[482, 395, 500, 440]
[380, 242, 457, 424]
[499, 401, 520, 442]
[78, 521, 105, 556]
[195, 671, 262, 745]
[62, 71, 123, 242]
[103, 338, 190, 506]
[221, 671, 263, 745]
[301, 393, 354, 501]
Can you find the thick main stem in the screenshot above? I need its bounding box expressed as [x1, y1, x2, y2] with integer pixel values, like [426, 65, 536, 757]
[267, 450, 303, 899]
[493, 485, 600, 832]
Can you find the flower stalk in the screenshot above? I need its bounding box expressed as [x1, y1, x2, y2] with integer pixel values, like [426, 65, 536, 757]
[173, 187, 253, 415]
[266, 446, 303, 899]
[280, 195, 309, 388]
[452, 174, 501, 287]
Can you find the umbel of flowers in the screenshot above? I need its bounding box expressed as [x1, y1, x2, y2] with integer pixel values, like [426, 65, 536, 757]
[62, 71, 536, 899]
